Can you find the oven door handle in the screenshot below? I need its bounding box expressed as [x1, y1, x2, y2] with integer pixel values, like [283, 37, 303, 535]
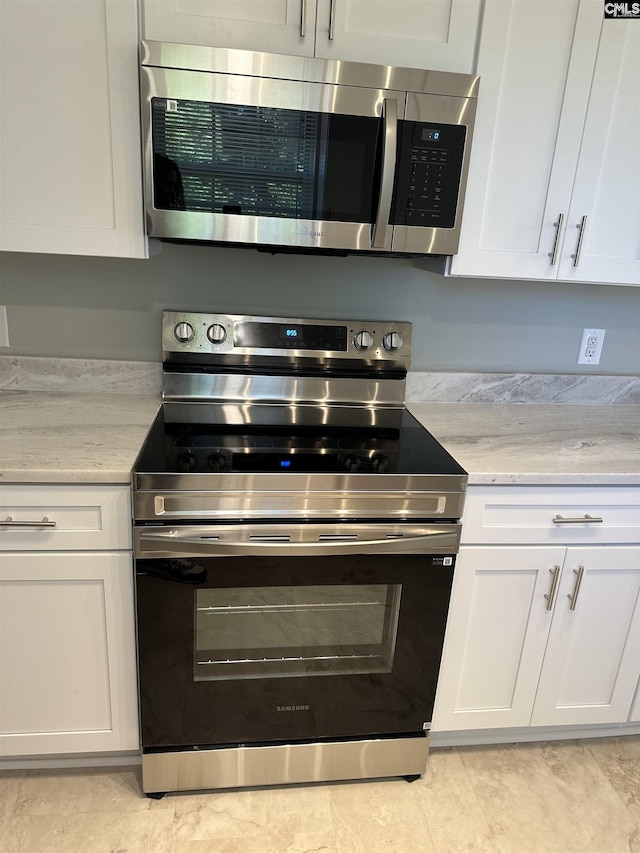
[138, 529, 460, 556]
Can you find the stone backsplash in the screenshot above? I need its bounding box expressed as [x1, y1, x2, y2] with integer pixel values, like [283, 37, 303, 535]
[1, 355, 638, 405]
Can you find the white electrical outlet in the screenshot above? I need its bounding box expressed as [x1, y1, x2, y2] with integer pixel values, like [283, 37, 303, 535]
[0, 306, 9, 348]
[577, 328, 605, 365]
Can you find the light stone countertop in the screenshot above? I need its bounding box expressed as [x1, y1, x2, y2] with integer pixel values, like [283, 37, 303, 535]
[408, 402, 640, 485]
[0, 391, 160, 484]
[0, 390, 638, 486]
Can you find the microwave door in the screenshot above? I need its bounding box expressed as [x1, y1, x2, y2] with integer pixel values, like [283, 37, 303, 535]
[390, 91, 477, 256]
[141, 66, 405, 253]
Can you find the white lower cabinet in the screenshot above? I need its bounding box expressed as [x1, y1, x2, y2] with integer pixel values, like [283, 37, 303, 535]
[531, 546, 640, 727]
[433, 486, 640, 734]
[433, 545, 565, 730]
[0, 486, 139, 757]
[630, 679, 640, 723]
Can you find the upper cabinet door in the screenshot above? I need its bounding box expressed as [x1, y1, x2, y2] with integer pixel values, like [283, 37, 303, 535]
[141, 0, 480, 72]
[0, 0, 147, 258]
[141, 0, 317, 56]
[557, 22, 640, 286]
[313, 0, 480, 72]
[449, 0, 601, 281]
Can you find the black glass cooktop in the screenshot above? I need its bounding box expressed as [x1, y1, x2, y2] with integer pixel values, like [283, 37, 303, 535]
[135, 406, 466, 477]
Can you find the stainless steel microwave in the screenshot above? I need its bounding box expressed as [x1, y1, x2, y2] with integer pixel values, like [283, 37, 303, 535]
[140, 41, 479, 257]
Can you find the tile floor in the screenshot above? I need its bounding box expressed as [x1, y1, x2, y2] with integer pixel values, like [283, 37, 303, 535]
[0, 736, 638, 853]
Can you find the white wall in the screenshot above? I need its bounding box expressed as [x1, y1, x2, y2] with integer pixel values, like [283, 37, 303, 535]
[1, 244, 639, 374]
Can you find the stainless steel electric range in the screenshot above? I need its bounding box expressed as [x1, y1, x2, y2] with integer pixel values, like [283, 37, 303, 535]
[133, 311, 467, 797]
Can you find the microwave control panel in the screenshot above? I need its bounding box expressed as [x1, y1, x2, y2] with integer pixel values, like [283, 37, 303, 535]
[393, 122, 467, 229]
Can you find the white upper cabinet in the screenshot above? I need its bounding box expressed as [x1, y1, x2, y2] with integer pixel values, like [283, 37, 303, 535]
[313, 0, 480, 72]
[449, 0, 640, 286]
[556, 21, 640, 284]
[141, 0, 316, 57]
[140, 0, 481, 72]
[0, 0, 147, 258]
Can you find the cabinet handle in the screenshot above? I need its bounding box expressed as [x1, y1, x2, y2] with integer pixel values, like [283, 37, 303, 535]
[568, 565, 585, 611]
[329, 0, 336, 39]
[0, 515, 57, 528]
[300, 0, 306, 37]
[553, 514, 603, 524]
[548, 213, 565, 266]
[545, 565, 561, 611]
[571, 215, 587, 267]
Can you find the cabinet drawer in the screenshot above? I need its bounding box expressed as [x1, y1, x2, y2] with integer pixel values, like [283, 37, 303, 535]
[461, 485, 640, 545]
[0, 485, 131, 551]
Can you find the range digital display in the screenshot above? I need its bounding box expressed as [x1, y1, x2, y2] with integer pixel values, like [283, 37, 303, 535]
[281, 325, 303, 343]
[235, 322, 348, 351]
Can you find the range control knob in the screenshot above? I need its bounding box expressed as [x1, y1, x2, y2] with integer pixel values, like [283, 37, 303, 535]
[353, 330, 374, 351]
[343, 455, 363, 472]
[382, 331, 403, 352]
[207, 323, 227, 345]
[207, 453, 227, 472]
[371, 454, 389, 473]
[174, 322, 195, 344]
[176, 452, 196, 471]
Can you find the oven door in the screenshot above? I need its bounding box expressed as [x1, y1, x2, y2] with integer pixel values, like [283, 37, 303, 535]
[141, 66, 405, 253]
[135, 523, 457, 750]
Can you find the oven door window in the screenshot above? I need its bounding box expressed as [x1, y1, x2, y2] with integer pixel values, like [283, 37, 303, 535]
[194, 584, 401, 681]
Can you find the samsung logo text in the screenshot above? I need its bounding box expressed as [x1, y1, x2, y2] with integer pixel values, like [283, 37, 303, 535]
[276, 704, 310, 712]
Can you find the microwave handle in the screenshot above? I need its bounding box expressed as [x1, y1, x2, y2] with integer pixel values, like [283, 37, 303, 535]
[371, 98, 398, 250]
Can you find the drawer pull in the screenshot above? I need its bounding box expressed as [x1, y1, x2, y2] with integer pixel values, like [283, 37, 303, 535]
[544, 565, 561, 611]
[300, 0, 306, 37]
[0, 515, 57, 528]
[568, 565, 585, 611]
[553, 514, 603, 524]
